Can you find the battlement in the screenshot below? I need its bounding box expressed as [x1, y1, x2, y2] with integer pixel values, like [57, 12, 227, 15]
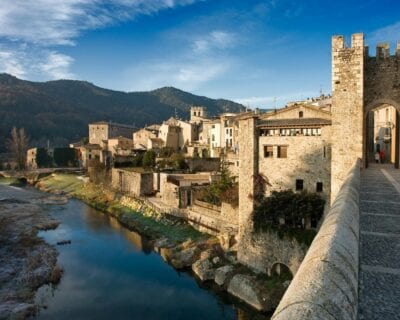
[364, 42, 400, 59]
[332, 33, 364, 50]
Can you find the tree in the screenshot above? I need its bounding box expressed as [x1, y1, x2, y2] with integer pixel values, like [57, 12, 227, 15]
[142, 150, 156, 168]
[7, 127, 29, 170]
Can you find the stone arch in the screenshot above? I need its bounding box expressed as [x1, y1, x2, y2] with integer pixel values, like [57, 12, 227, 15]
[364, 99, 400, 168]
[269, 262, 294, 280]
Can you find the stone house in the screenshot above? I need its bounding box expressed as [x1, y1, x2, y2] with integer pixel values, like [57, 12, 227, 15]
[159, 173, 212, 208]
[89, 121, 136, 145]
[111, 168, 154, 197]
[26, 148, 38, 169]
[133, 126, 159, 150]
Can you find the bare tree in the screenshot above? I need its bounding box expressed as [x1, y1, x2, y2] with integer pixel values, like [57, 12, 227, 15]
[7, 127, 29, 170]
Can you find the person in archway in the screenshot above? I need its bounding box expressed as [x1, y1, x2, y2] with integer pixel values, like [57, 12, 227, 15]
[380, 150, 385, 164]
[375, 151, 380, 163]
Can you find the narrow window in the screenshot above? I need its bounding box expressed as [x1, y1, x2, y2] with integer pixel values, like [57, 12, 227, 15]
[212, 134, 215, 142]
[296, 179, 304, 191]
[316, 182, 323, 192]
[299, 111, 304, 118]
[277, 146, 288, 158]
[323, 146, 326, 158]
[264, 145, 273, 158]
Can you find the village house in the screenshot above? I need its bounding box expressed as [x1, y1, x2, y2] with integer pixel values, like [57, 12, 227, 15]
[89, 121, 136, 145]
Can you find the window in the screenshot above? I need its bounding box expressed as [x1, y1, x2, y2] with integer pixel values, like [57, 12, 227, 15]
[277, 146, 288, 158]
[299, 111, 304, 118]
[212, 125, 215, 129]
[296, 179, 304, 191]
[264, 145, 273, 158]
[316, 182, 323, 192]
[212, 134, 215, 141]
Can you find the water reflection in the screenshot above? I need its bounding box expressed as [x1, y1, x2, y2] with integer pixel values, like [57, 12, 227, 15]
[35, 199, 269, 320]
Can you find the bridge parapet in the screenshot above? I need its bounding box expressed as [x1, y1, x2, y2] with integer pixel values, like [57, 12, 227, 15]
[272, 159, 360, 320]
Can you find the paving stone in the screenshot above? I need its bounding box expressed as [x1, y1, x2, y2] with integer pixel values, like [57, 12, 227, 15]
[359, 167, 400, 320]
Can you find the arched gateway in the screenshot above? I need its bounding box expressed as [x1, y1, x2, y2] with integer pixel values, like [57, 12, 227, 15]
[331, 34, 400, 200]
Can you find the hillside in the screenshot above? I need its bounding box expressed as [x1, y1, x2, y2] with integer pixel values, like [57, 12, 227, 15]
[0, 74, 244, 151]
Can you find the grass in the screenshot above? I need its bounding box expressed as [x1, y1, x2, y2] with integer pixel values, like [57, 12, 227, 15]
[0, 177, 20, 185]
[37, 173, 208, 244]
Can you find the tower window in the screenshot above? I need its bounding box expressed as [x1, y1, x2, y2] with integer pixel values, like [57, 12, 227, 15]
[316, 182, 323, 192]
[296, 179, 304, 191]
[299, 111, 304, 118]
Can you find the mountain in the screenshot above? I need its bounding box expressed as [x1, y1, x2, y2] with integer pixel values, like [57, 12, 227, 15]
[0, 74, 244, 151]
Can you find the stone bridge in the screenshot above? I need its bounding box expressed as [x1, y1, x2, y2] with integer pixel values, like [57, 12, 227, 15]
[271, 161, 400, 320]
[0, 167, 83, 182]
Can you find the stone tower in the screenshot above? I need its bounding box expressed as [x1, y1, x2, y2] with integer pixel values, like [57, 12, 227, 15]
[331, 34, 365, 202]
[237, 115, 258, 260]
[190, 106, 207, 124]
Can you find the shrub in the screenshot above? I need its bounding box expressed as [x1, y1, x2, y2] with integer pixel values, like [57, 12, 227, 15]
[142, 150, 156, 168]
[253, 190, 325, 231]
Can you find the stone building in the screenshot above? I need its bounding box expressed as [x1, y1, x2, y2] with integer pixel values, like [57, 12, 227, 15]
[133, 125, 160, 150]
[89, 121, 136, 145]
[190, 106, 207, 124]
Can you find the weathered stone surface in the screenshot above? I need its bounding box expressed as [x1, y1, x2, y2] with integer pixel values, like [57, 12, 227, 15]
[227, 274, 265, 311]
[272, 161, 360, 320]
[170, 246, 199, 269]
[192, 258, 215, 281]
[214, 265, 234, 286]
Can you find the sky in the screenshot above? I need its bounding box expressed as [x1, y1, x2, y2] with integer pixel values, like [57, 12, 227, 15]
[0, 0, 399, 108]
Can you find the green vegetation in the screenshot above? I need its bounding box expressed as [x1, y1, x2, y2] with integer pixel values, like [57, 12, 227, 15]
[157, 152, 188, 170]
[198, 161, 238, 207]
[253, 190, 325, 246]
[53, 148, 78, 167]
[36, 148, 52, 168]
[0, 73, 243, 152]
[37, 173, 208, 244]
[142, 150, 156, 168]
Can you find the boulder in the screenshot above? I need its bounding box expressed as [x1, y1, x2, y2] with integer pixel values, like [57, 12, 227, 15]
[227, 274, 265, 311]
[170, 246, 199, 269]
[192, 258, 215, 281]
[214, 265, 234, 286]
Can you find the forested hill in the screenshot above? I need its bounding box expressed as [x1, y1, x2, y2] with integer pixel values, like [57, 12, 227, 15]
[0, 73, 244, 151]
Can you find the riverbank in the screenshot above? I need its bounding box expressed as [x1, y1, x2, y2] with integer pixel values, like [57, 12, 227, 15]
[34, 173, 288, 314]
[0, 183, 63, 319]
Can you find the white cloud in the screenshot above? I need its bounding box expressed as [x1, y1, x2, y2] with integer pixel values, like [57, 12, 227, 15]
[126, 58, 231, 92]
[0, 44, 75, 80]
[368, 22, 400, 49]
[0, 49, 26, 78]
[192, 30, 236, 53]
[0, 0, 201, 45]
[39, 52, 75, 79]
[0, 0, 201, 80]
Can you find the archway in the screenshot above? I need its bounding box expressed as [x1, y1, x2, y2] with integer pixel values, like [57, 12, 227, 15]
[270, 262, 293, 280]
[364, 99, 400, 169]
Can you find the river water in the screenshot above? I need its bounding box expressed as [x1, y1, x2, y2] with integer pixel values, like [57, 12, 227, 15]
[34, 198, 268, 320]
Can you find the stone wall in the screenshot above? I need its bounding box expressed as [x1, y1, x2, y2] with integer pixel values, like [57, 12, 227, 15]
[188, 200, 238, 236]
[272, 160, 360, 320]
[186, 158, 220, 173]
[258, 127, 331, 202]
[111, 168, 153, 197]
[238, 230, 308, 276]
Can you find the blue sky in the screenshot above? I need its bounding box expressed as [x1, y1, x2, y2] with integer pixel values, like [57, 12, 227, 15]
[0, 0, 399, 108]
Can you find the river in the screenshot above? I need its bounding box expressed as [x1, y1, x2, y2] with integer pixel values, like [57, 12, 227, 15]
[32, 197, 268, 320]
